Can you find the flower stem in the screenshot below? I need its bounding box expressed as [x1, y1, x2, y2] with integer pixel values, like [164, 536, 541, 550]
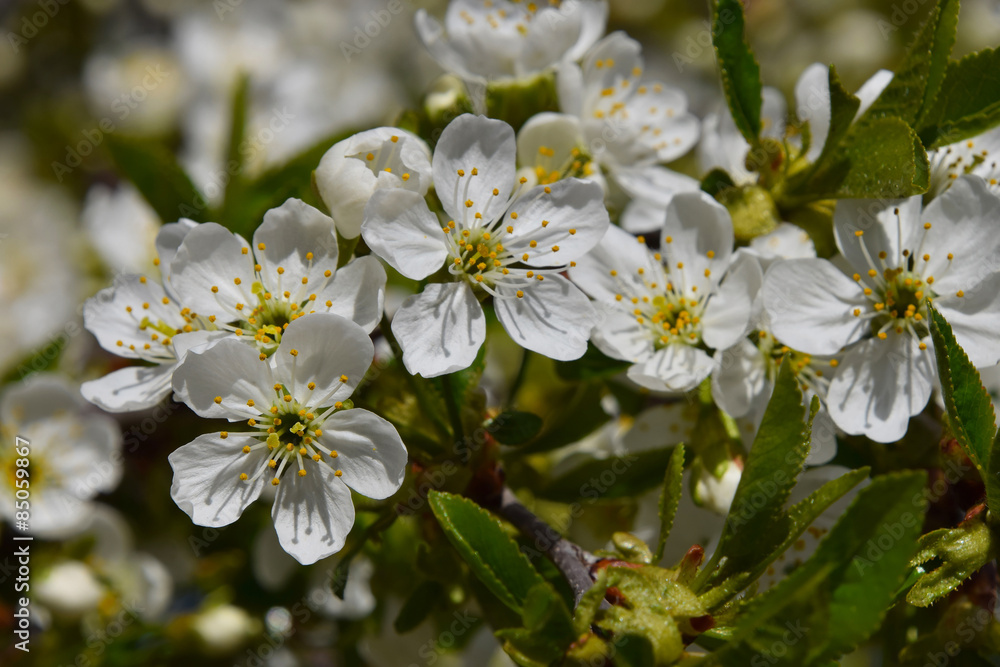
[494, 486, 605, 608]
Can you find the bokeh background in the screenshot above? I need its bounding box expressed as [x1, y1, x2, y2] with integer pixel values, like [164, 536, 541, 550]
[2, 0, 999, 665]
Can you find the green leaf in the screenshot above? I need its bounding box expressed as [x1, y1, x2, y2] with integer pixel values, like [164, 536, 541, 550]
[701, 467, 872, 609]
[706, 472, 928, 666]
[105, 134, 205, 223]
[701, 168, 737, 198]
[802, 116, 930, 198]
[699, 361, 809, 590]
[554, 343, 629, 381]
[539, 447, 678, 503]
[496, 580, 577, 664]
[907, 520, 1000, 607]
[711, 0, 763, 142]
[394, 580, 446, 633]
[862, 0, 960, 127]
[428, 491, 545, 613]
[489, 411, 544, 446]
[655, 444, 686, 563]
[929, 306, 999, 511]
[217, 73, 250, 226]
[919, 47, 1000, 148]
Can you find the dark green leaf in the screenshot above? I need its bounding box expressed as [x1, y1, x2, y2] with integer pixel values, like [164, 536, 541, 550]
[701, 168, 737, 198]
[554, 343, 629, 381]
[701, 467, 871, 609]
[908, 520, 1000, 607]
[802, 116, 930, 198]
[919, 47, 1000, 148]
[539, 446, 678, 502]
[489, 411, 544, 446]
[699, 361, 809, 590]
[655, 444, 686, 563]
[929, 306, 1000, 513]
[711, 0, 763, 142]
[218, 73, 250, 226]
[706, 472, 927, 666]
[105, 134, 205, 223]
[428, 491, 545, 613]
[514, 383, 610, 455]
[862, 0, 960, 127]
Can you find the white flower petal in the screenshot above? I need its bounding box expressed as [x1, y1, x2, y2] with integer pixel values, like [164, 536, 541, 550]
[855, 69, 893, 117]
[1, 374, 83, 424]
[503, 179, 609, 266]
[702, 252, 761, 350]
[921, 175, 1000, 294]
[763, 259, 868, 355]
[516, 112, 584, 171]
[361, 189, 448, 281]
[318, 409, 407, 499]
[172, 338, 272, 420]
[611, 165, 700, 207]
[414, 9, 482, 83]
[748, 222, 817, 262]
[170, 223, 254, 319]
[794, 63, 831, 163]
[627, 344, 714, 393]
[494, 273, 594, 361]
[316, 128, 433, 239]
[168, 433, 267, 527]
[315, 256, 387, 333]
[391, 282, 486, 378]
[622, 404, 696, 451]
[662, 191, 734, 294]
[621, 82, 700, 163]
[569, 224, 663, 304]
[273, 313, 374, 402]
[271, 463, 355, 565]
[935, 272, 1000, 368]
[432, 114, 516, 222]
[254, 199, 339, 287]
[620, 199, 667, 234]
[84, 276, 185, 361]
[833, 195, 923, 281]
[826, 334, 935, 443]
[81, 364, 174, 413]
[591, 304, 653, 363]
[711, 339, 768, 419]
[156, 219, 198, 285]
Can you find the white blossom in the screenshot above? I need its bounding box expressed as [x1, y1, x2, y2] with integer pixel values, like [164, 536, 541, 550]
[169, 313, 407, 564]
[315, 128, 433, 239]
[570, 192, 759, 393]
[168, 198, 387, 355]
[0, 375, 122, 538]
[763, 175, 1000, 442]
[362, 114, 609, 377]
[415, 0, 607, 84]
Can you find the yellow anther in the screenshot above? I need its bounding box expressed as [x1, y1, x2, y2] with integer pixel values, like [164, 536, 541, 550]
[214, 396, 223, 404]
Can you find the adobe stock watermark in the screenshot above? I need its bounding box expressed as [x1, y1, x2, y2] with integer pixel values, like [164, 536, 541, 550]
[877, 0, 935, 39]
[6, 0, 72, 54]
[51, 64, 174, 182]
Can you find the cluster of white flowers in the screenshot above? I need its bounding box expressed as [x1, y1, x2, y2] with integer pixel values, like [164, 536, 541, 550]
[7, 0, 994, 581]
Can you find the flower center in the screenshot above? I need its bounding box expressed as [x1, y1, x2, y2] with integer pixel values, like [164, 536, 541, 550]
[755, 330, 837, 395]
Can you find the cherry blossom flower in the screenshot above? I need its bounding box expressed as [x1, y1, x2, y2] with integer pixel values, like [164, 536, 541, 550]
[168, 198, 386, 356]
[82, 220, 225, 413]
[0, 375, 122, 538]
[926, 126, 1000, 199]
[169, 313, 407, 564]
[569, 192, 759, 393]
[415, 0, 607, 84]
[315, 128, 432, 239]
[362, 114, 609, 377]
[539, 31, 701, 232]
[763, 175, 1000, 442]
